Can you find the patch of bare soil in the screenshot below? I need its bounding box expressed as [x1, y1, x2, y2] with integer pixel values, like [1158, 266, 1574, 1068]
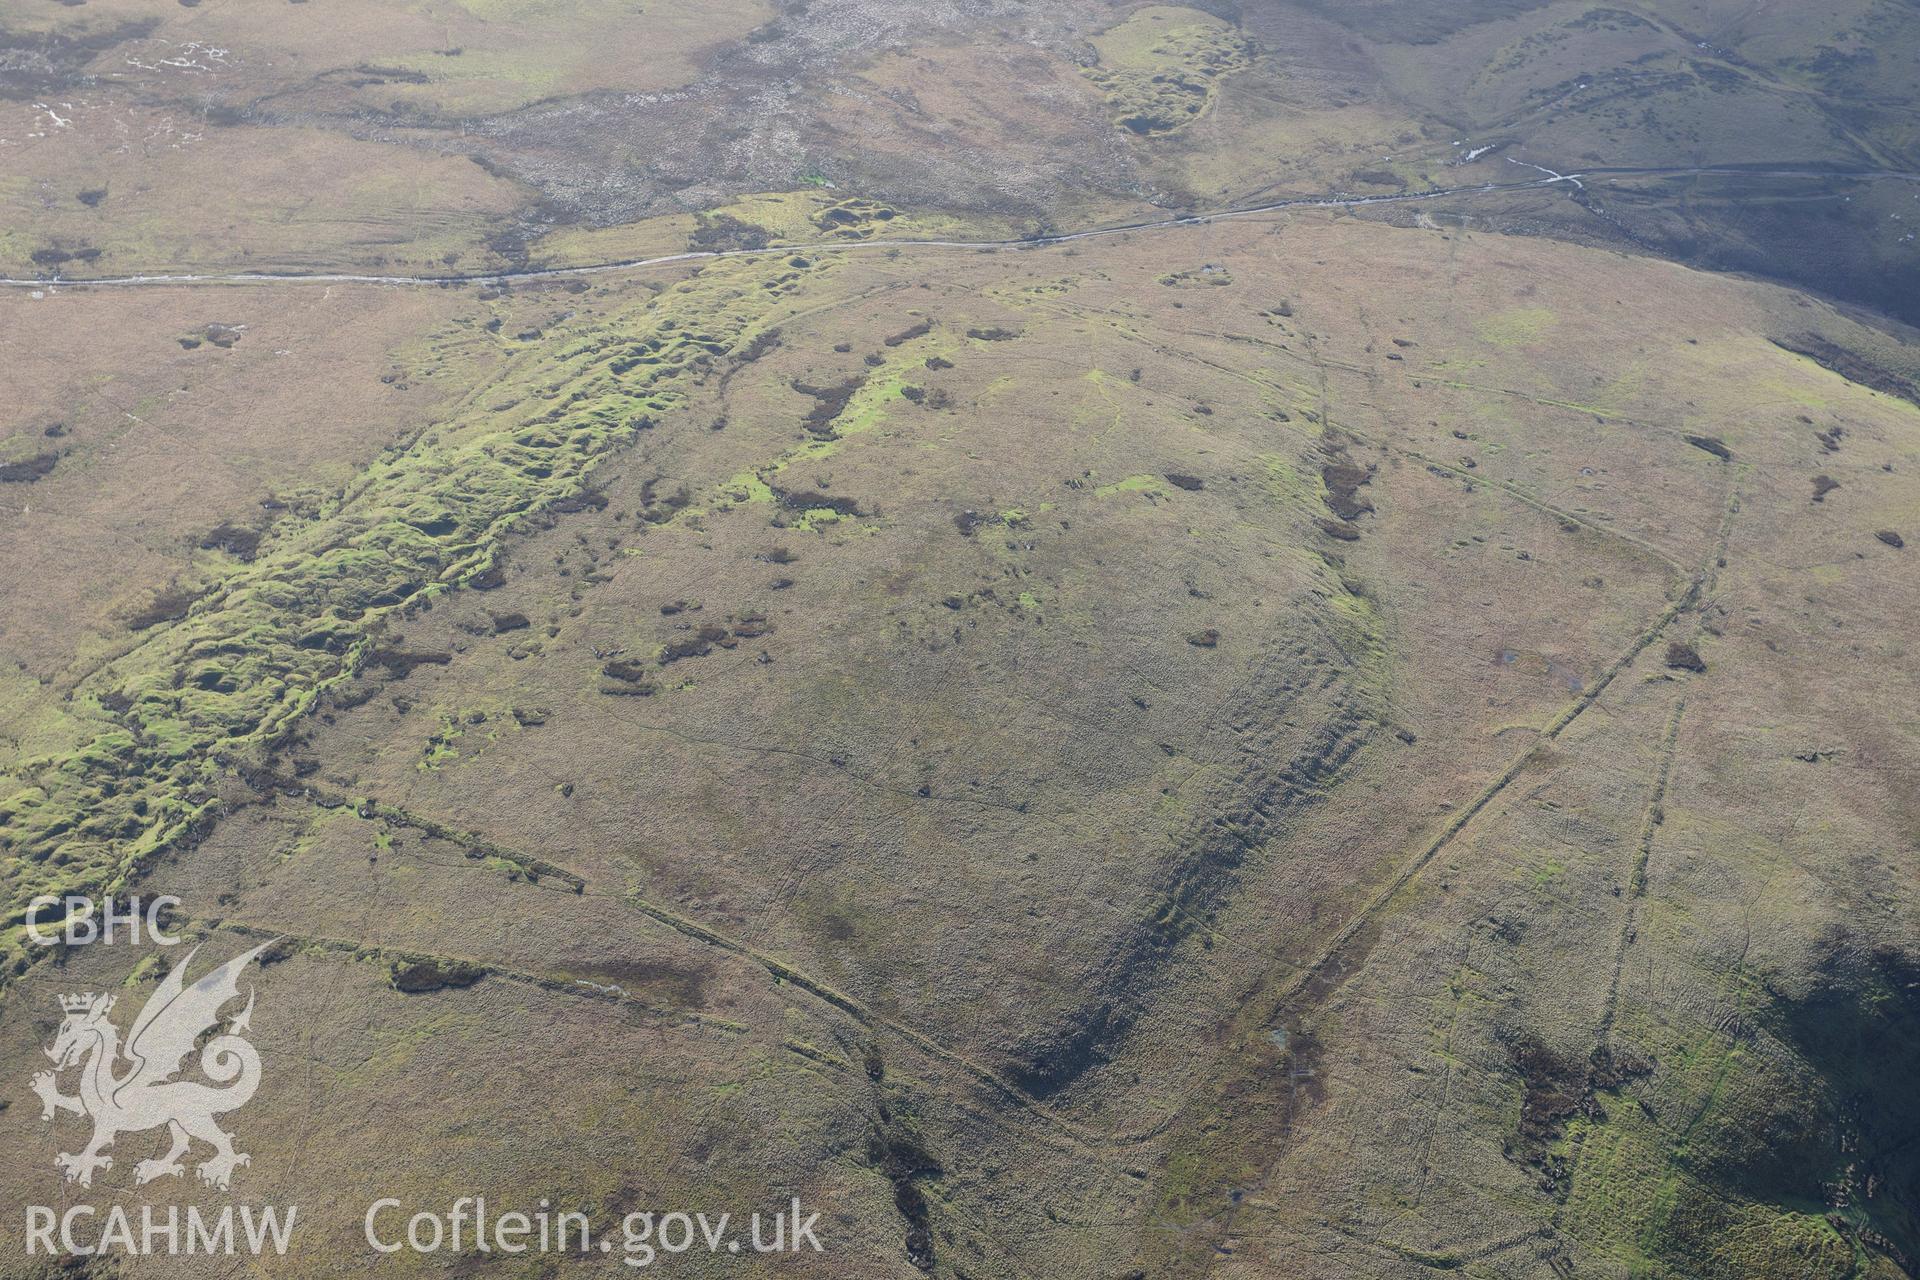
[1319, 438, 1377, 523]
[198, 521, 264, 559]
[793, 374, 866, 437]
[389, 956, 487, 993]
[1664, 641, 1707, 672]
[127, 581, 205, 631]
[0, 451, 61, 483]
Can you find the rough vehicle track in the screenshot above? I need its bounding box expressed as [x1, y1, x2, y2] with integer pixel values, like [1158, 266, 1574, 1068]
[6, 168, 1913, 291]
[1259, 485, 1740, 1029]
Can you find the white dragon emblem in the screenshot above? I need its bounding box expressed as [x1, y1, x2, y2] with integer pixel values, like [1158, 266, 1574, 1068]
[32, 941, 273, 1190]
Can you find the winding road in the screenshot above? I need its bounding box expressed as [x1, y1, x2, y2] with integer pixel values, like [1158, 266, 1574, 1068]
[4, 165, 1914, 291]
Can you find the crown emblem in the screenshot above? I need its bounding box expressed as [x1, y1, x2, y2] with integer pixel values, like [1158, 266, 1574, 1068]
[35, 942, 273, 1191]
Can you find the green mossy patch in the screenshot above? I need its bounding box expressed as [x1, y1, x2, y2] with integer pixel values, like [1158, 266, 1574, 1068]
[1083, 6, 1253, 137]
[0, 257, 808, 974]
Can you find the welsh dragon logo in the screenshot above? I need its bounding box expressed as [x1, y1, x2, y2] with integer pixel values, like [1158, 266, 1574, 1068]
[32, 941, 273, 1190]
